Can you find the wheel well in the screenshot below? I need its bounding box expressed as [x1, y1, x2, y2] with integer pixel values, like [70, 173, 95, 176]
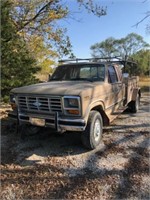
[91, 105, 109, 126]
[128, 89, 141, 106]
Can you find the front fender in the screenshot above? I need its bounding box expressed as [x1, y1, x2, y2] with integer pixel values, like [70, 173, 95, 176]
[83, 100, 105, 123]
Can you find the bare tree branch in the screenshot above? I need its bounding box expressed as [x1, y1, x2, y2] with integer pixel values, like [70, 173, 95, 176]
[133, 11, 150, 27]
[142, 0, 148, 3]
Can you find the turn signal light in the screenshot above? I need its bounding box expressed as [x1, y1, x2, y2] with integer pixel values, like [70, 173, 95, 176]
[68, 110, 79, 115]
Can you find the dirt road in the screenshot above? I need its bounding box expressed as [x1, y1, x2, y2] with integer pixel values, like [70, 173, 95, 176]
[1, 92, 150, 200]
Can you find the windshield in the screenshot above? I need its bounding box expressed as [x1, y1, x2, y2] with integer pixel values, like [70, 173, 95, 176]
[50, 64, 105, 82]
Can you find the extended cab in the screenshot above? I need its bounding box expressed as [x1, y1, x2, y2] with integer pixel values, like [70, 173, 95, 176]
[9, 58, 141, 149]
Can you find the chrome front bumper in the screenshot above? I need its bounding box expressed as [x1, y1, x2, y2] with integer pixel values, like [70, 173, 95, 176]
[8, 111, 86, 132]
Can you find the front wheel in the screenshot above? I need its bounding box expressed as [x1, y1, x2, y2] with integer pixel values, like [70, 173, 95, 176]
[19, 124, 41, 140]
[81, 111, 103, 150]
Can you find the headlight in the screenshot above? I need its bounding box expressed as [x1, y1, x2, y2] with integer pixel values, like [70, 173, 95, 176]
[63, 96, 81, 115]
[10, 94, 16, 103]
[10, 94, 17, 109]
[64, 98, 79, 108]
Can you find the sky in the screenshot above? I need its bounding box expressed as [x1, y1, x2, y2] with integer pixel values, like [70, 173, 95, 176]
[59, 0, 150, 59]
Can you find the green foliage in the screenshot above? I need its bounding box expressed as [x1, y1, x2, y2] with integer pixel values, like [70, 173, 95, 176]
[8, 0, 106, 57]
[91, 33, 149, 59]
[91, 37, 117, 57]
[90, 33, 150, 75]
[10, 0, 72, 57]
[131, 49, 150, 75]
[1, 0, 107, 100]
[115, 33, 149, 59]
[1, 0, 40, 99]
[3, 0, 106, 78]
[27, 35, 56, 75]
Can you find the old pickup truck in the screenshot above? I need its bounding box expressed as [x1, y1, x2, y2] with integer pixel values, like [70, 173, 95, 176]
[9, 58, 141, 149]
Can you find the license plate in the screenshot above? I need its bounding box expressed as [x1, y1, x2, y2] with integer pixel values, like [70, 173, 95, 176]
[29, 118, 45, 126]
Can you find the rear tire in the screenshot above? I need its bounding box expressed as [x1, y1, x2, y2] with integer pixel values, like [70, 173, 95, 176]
[128, 95, 140, 113]
[81, 111, 103, 150]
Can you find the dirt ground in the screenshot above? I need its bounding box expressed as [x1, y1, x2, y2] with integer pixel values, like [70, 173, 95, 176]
[1, 92, 150, 200]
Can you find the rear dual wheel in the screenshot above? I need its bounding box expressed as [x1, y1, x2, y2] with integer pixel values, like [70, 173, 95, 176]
[81, 111, 103, 150]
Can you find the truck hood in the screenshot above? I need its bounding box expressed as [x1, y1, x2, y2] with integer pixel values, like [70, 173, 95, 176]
[11, 81, 101, 96]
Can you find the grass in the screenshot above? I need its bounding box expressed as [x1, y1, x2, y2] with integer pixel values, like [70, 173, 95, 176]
[139, 76, 150, 92]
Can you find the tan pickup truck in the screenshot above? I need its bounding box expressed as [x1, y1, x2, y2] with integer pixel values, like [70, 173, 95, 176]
[9, 58, 141, 149]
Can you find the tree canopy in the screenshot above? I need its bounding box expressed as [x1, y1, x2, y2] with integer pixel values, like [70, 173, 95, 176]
[5, 0, 107, 56]
[2, 0, 149, 101]
[90, 37, 118, 58]
[132, 49, 150, 75]
[91, 33, 149, 59]
[1, 0, 40, 100]
[1, 0, 107, 100]
[90, 33, 149, 75]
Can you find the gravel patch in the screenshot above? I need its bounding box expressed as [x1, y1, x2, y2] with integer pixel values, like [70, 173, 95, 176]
[1, 92, 150, 199]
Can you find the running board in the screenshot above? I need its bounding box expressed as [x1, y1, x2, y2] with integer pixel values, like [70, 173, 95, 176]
[109, 106, 128, 123]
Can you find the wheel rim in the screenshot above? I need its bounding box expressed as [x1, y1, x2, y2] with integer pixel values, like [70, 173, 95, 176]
[94, 119, 101, 142]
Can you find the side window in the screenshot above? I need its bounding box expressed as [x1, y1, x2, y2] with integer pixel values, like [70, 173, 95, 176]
[108, 66, 118, 83]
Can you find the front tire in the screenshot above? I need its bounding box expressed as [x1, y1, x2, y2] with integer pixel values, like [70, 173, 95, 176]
[81, 111, 103, 150]
[19, 124, 41, 140]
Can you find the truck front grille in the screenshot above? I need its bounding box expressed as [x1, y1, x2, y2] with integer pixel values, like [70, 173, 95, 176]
[18, 96, 62, 113]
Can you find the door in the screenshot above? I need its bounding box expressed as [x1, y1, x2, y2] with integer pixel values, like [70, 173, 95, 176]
[107, 65, 124, 114]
